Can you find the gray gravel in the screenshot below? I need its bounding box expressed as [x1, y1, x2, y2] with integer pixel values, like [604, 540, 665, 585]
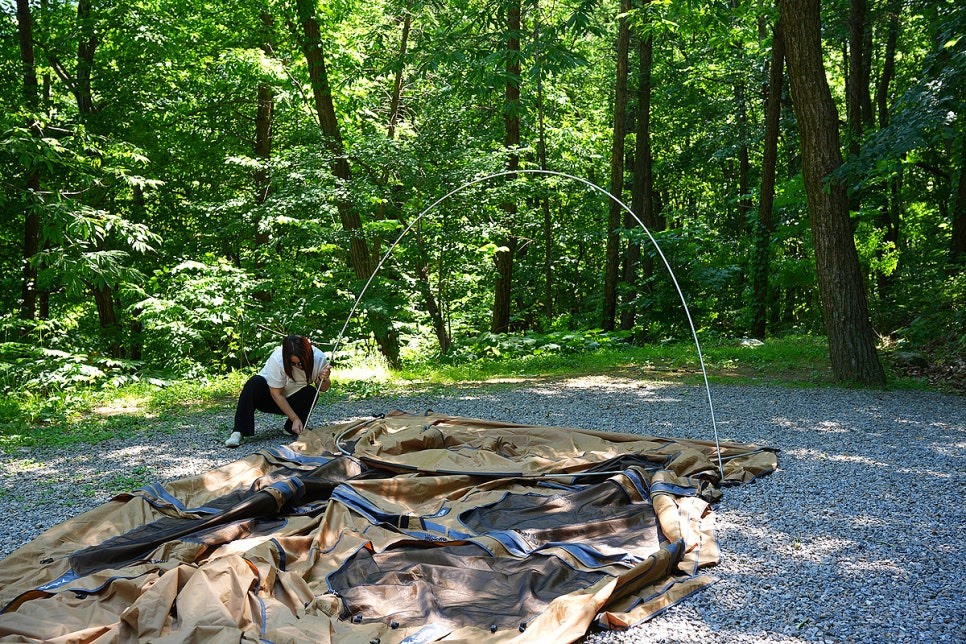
[2, 377, 965, 643]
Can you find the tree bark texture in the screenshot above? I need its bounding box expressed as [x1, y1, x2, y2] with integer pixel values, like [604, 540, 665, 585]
[622, 17, 654, 333]
[751, 18, 784, 339]
[780, 0, 885, 385]
[603, 0, 631, 331]
[75, 0, 97, 115]
[295, 0, 371, 277]
[294, 0, 399, 365]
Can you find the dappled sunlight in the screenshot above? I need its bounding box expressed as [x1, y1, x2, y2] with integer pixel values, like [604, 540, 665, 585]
[931, 441, 966, 459]
[839, 558, 908, 578]
[812, 420, 849, 434]
[793, 535, 858, 564]
[783, 447, 889, 468]
[101, 444, 152, 459]
[2, 380, 962, 643]
[93, 400, 153, 417]
[0, 456, 45, 476]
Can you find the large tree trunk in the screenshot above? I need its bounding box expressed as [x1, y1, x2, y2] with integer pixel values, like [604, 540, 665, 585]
[295, 0, 370, 276]
[780, 0, 885, 385]
[294, 0, 400, 365]
[17, 0, 40, 324]
[603, 0, 631, 331]
[751, 18, 784, 340]
[492, 0, 521, 335]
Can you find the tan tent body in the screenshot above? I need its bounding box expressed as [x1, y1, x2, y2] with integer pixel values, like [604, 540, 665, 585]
[0, 411, 777, 643]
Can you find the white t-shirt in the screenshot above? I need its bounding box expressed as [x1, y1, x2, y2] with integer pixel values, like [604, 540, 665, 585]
[258, 346, 328, 397]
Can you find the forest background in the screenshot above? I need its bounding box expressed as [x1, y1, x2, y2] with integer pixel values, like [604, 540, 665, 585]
[1, 0, 964, 434]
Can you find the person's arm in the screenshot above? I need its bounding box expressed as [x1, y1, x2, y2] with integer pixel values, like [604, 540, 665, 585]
[315, 363, 332, 393]
[269, 386, 305, 435]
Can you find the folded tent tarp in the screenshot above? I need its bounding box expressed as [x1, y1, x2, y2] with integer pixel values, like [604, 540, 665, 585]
[0, 410, 777, 643]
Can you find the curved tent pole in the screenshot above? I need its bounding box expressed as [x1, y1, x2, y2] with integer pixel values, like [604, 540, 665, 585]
[305, 169, 725, 481]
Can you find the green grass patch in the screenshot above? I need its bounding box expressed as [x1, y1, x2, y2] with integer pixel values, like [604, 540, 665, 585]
[0, 333, 946, 453]
[391, 335, 836, 388]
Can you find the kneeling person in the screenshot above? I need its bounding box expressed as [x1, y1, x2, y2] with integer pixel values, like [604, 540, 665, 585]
[225, 334, 331, 448]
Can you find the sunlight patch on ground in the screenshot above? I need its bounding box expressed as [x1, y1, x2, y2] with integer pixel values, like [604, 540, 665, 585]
[839, 558, 908, 578]
[783, 447, 889, 468]
[93, 398, 151, 417]
[826, 453, 890, 467]
[930, 441, 966, 459]
[794, 535, 859, 564]
[558, 375, 679, 390]
[0, 457, 45, 476]
[810, 420, 848, 434]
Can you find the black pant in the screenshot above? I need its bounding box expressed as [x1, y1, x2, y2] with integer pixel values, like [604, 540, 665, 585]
[233, 375, 317, 437]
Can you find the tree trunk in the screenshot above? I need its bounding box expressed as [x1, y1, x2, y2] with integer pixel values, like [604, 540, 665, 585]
[386, 12, 410, 141]
[622, 15, 654, 333]
[492, 0, 521, 335]
[385, 10, 450, 353]
[491, 237, 517, 335]
[295, 0, 369, 276]
[875, 1, 902, 286]
[17, 0, 40, 324]
[751, 18, 784, 340]
[75, 0, 97, 115]
[254, 83, 273, 243]
[535, 0, 553, 319]
[603, 0, 631, 331]
[294, 0, 400, 366]
[780, 0, 885, 385]
[730, 0, 751, 234]
[73, 0, 123, 358]
[251, 81, 275, 302]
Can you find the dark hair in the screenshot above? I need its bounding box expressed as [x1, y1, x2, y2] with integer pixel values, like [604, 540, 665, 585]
[281, 335, 313, 381]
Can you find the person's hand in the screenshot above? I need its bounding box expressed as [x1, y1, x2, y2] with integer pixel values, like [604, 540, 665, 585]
[316, 364, 332, 391]
[290, 418, 304, 435]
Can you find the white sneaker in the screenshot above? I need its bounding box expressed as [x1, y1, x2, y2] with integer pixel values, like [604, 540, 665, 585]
[224, 431, 242, 448]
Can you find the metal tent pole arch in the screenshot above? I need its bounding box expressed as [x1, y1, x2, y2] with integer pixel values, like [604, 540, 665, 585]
[304, 169, 726, 481]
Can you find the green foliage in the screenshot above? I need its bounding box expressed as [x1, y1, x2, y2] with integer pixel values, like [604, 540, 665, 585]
[133, 258, 259, 375]
[444, 329, 631, 362]
[0, 0, 963, 409]
[888, 266, 966, 359]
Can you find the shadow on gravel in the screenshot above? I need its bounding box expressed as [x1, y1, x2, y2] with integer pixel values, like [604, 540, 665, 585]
[2, 379, 964, 644]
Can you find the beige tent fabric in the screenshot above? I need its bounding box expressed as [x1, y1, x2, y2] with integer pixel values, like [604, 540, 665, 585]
[0, 411, 777, 643]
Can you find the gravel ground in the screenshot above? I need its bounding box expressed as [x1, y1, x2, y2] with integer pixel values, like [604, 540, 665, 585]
[2, 377, 965, 643]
